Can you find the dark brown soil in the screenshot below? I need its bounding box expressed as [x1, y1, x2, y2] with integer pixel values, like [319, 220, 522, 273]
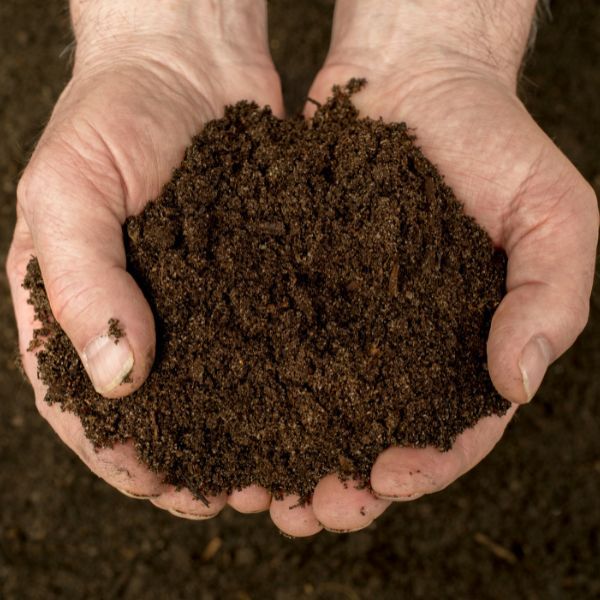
[1, 1, 599, 599]
[24, 81, 507, 501]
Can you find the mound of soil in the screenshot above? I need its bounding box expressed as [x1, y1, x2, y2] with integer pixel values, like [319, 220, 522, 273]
[24, 80, 508, 502]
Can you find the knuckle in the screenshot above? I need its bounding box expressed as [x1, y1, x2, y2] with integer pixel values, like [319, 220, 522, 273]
[16, 166, 34, 206]
[5, 243, 18, 279]
[575, 179, 599, 230]
[16, 158, 51, 213]
[45, 270, 97, 328]
[571, 297, 590, 335]
[558, 287, 592, 340]
[17, 158, 55, 229]
[5, 227, 31, 283]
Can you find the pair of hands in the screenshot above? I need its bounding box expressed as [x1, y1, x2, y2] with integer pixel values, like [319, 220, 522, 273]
[7, 0, 598, 537]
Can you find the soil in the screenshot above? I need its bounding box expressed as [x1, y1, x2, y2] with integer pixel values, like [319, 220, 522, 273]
[1, 1, 599, 599]
[24, 81, 507, 502]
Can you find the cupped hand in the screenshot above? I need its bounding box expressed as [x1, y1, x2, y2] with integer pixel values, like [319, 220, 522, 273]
[7, 6, 282, 520]
[271, 26, 598, 535]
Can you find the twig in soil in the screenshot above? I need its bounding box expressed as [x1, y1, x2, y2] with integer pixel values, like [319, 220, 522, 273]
[196, 492, 210, 508]
[201, 536, 222, 561]
[388, 260, 399, 297]
[474, 532, 518, 565]
[317, 582, 361, 600]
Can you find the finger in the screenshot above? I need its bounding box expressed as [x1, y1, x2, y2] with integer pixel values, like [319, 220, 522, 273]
[227, 485, 272, 513]
[34, 390, 165, 498]
[488, 167, 598, 403]
[371, 405, 518, 500]
[8, 234, 165, 498]
[311, 475, 391, 533]
[269, 495, 323, 538]
[18, 137, 156, 399]
[151, 487, 227, 520]
[28, 358, 166, 498]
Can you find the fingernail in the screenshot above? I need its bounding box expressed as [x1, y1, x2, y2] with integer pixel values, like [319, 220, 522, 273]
[82, 334, 134, 394]
[375, 491, 424, 502]
[168, 508, 218, 520]
[323, 528, 351, 534]
[118, 488, 160, 499]
[372, 468, 436, 499]
[518, 335, 553, 402]
[323, 524, 370, 534]
[277, 529, 299, 539]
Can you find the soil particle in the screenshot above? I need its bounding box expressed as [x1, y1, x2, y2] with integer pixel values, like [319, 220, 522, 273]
[107, 318, 124, 343]
[23, 80, 508, 502]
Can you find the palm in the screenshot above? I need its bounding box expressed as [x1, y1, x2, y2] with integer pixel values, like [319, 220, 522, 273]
[45, 62, 283, 216]
[312, 67, 583, 242]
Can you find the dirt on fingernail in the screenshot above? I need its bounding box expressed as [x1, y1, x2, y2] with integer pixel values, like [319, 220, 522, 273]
[107, 318, 124, 344]
[23, 79, 508, 503]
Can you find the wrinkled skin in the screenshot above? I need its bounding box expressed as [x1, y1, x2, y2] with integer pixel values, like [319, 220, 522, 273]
[6, 9, 598, 535]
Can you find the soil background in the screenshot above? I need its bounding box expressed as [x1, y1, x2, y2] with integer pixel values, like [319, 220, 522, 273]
[1, 1, 598, 599]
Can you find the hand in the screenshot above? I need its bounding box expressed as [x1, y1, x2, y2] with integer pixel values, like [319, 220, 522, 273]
[270, 0, 599, 536]
[7, 0, 282, 519]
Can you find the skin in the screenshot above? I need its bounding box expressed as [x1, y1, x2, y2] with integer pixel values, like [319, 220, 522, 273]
[6, 0, 598, 536]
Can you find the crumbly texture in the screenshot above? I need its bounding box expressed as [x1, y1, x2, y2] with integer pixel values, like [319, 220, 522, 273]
[107, 318, 124, 343]
[24, 80, 509, 501]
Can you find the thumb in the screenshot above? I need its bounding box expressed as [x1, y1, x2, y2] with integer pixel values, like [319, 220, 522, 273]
[19, 144, 156, 399]
[487, 170, 598, 404]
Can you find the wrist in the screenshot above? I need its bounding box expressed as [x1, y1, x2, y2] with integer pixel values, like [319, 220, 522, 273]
[328, 0, 537, 89]
[70, 0, 272, 74]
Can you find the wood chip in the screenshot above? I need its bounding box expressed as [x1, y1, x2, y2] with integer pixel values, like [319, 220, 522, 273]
[368, 344, 381, 357]
[201, 536, 223, 561]
[474, 532, 518, 565]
